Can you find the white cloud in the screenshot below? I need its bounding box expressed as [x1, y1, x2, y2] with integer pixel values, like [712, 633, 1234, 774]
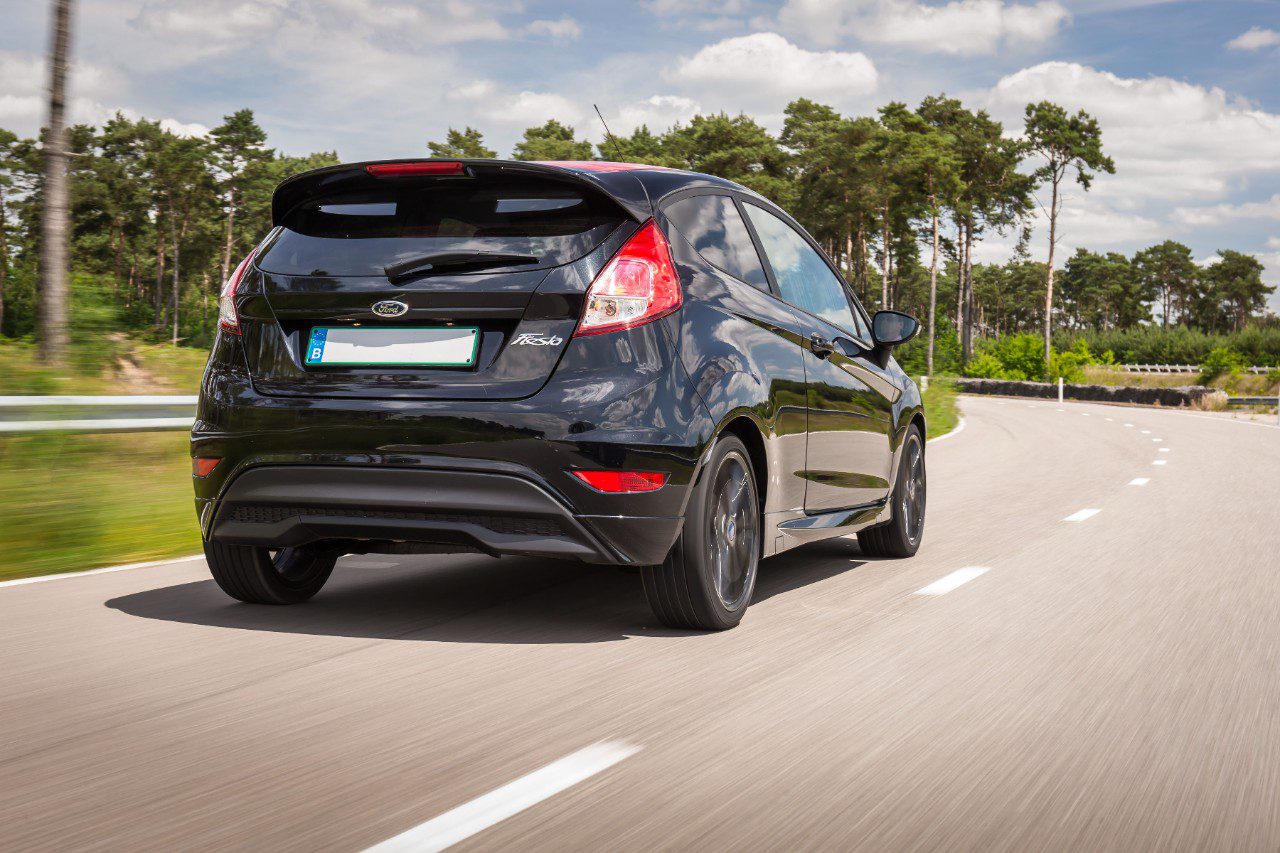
[527, 16, 582, 40]
[613, 95, 703, 134]
[771, 0, 1070, 54]
[670, 32, 877, 107]
[1226, 27, 1280, 51]
[1173, 195, 1280, 227]
[987, 62, 1280, 203]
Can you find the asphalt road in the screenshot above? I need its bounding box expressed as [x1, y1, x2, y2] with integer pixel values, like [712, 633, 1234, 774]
[3, 396, 1279, 851]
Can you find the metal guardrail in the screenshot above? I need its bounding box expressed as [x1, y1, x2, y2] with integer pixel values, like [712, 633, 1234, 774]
[0, 395, 197, 433]
[1119, 364, 1271, 375]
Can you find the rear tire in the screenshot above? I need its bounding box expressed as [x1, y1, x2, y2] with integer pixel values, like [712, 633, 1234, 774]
[857, 424, 925, 558]
[642, 436, 759, 631]
[204, 540, 337, 604]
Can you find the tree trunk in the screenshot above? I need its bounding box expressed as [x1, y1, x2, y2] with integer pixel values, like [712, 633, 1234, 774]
[880, 203, 891, 310]
[927, 209, 939, 376]
[962, 220, 975, 361]
[1043, 177, 1060, 374]
[955, 221, 965, 335]
[168, 196, 180, 345]
[153, 217, 165, 327]
[0, 187, 8, 335]
[38, 0, 74, 366]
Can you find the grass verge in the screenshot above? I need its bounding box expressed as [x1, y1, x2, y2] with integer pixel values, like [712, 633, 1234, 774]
[922, 376, 960, 440]
[0, 431, 199, 581]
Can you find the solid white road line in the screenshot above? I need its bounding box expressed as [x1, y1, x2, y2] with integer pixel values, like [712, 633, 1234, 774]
[1153, 460, 1168, 466]
[0, 554, 205, 589]
[363, 742, 641, 853]
[1129, 478, 1150, 486]
[1063, 508, 1102, 522]
[916, 567, 990, 596]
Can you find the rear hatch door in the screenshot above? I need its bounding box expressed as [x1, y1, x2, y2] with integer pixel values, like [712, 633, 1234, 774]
[241, 163, 635, 400]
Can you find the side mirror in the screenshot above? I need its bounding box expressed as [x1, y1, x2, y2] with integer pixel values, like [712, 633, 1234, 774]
[871, 310, 920, 348]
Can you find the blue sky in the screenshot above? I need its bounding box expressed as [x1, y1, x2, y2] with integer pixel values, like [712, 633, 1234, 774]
[2, 0, 1278, 309]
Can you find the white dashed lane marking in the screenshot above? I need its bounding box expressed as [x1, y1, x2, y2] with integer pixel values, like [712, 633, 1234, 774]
[916, 567, 991, 596]
[1063, 508, 1102, 522]
[1159, 448, 1170, 453]
[1129, 478, 1150, 486]
[363, 742, 641, 853]
[1153, 460, 1168, 466]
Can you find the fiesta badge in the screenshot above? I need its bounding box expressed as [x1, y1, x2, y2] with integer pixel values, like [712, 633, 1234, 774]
[371, 300, 409, 318]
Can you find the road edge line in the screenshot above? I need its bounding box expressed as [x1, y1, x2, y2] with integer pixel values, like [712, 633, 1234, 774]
[0, 554, 204, 589]
[928, 415, 966, 444]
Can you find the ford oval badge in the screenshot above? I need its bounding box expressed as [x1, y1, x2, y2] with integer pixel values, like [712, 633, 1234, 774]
[371, 300, 409, 318]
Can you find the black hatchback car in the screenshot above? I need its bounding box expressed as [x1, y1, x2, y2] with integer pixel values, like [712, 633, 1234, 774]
[192, 159, 926, 630]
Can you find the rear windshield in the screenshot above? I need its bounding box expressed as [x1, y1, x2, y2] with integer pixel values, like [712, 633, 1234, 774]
[259, 178, 626, 277]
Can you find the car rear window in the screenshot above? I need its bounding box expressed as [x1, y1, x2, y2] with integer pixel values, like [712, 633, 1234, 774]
[259, 178, 626, 277]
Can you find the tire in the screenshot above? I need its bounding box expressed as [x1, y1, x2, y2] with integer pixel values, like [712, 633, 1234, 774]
[204, 540, 337, 604]
[642, 436, 760, 631]
[857, 424, 926, 558]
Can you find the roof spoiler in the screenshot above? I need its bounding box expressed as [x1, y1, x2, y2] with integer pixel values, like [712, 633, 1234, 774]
[270, 159, 656, 226]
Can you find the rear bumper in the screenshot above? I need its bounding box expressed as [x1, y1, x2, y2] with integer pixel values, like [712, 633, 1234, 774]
[205, 465, 682, 565]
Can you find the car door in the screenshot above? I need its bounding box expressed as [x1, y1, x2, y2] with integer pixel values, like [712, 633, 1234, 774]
[740, 201, 895, 512]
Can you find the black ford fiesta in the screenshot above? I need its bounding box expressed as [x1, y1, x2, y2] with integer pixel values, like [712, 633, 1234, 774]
[192, 159, 926, 630]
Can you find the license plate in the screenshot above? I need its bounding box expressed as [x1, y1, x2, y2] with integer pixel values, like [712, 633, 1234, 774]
[305, 326, 479, 367]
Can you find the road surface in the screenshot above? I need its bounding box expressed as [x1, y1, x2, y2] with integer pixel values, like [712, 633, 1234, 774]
[3, 396, 1279, 851]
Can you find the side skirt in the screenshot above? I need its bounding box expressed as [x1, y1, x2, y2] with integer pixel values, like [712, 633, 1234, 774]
[764, 498, 890, 557]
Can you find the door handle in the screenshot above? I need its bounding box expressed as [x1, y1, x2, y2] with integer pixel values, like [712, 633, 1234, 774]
[810, 334, 836, 358]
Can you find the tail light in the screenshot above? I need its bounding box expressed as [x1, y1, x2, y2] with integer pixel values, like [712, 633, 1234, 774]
[572, 470, 669, 493]
[218, 253, 254, 335]
[574, 220, 681, 336]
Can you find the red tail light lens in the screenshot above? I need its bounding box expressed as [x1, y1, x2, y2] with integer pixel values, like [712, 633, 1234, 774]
[192, 457, 221, 478]
[218, 253, 253, 335]
[572, 470, 669, 493]
[575, 219, 681, 336]
[366, 161, 466, 177]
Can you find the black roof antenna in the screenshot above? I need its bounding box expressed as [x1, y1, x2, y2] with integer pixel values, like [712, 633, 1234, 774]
[594, 104, 625, 162]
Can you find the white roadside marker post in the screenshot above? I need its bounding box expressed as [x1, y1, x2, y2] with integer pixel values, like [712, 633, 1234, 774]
[1058, 376, 1064, 403]
[920, 375, 929, 393]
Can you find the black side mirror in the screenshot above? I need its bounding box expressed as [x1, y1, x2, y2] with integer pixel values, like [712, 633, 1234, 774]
[872, 310, 920, 347]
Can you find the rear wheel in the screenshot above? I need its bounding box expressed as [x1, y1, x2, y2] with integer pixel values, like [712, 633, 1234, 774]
[204, 540, 337, 604]
[857, 424, 925, 558]
[642, 436, 759, 631]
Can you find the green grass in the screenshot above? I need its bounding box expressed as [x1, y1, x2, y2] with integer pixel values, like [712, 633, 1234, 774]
[0, 431, 200, 581]
[922, 376, 960, 440]
[0, 335, 209, 395]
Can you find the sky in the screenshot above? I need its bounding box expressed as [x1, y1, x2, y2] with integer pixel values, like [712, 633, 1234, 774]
[1, 0, 1279, 311]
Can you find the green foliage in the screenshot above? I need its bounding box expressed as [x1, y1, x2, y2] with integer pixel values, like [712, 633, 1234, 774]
[511, 119, 593, 161]
[1058, 324, 1280, 367]
[428, 126, 497, 159]
[1198, 347, 1247, 384]
[967, 333, 1047, 381]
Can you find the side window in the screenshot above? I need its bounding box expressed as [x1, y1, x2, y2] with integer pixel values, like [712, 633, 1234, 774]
[742, 203, 862, 337]
[664, 195, 769, 291]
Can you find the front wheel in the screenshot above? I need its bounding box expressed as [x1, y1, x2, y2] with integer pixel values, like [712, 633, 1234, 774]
[204, 540, 337, 604]
[642, 436, 760, 631]
[857, 424, 926, 558]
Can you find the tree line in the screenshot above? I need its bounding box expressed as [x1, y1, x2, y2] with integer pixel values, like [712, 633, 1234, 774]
[2, 97, 1273, 372]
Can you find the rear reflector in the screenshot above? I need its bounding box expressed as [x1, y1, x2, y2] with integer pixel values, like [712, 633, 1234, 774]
[366, 161, 466, 177]
[193, 458, 221, 478]
[572, 470, 668, 493]
[575, 219, 681, 336]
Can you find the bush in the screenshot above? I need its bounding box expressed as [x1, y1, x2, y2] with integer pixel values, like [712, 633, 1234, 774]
[1056, 324, 1280, 367]
[897, 318, 962, 376]
[965, 333, 1044, 381]
[1198, 347, 1247, 384]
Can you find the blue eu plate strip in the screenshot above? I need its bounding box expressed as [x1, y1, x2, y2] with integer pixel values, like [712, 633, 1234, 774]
[306, 328, 328, 364]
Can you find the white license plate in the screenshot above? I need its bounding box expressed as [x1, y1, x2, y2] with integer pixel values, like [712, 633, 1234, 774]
[305, 326, 479, 367]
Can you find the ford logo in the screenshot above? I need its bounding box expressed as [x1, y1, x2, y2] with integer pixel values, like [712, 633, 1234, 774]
[371, 300, 408, 318]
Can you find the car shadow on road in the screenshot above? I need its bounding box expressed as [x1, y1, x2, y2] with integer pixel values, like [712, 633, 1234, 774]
[105, 539, 873, 644]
